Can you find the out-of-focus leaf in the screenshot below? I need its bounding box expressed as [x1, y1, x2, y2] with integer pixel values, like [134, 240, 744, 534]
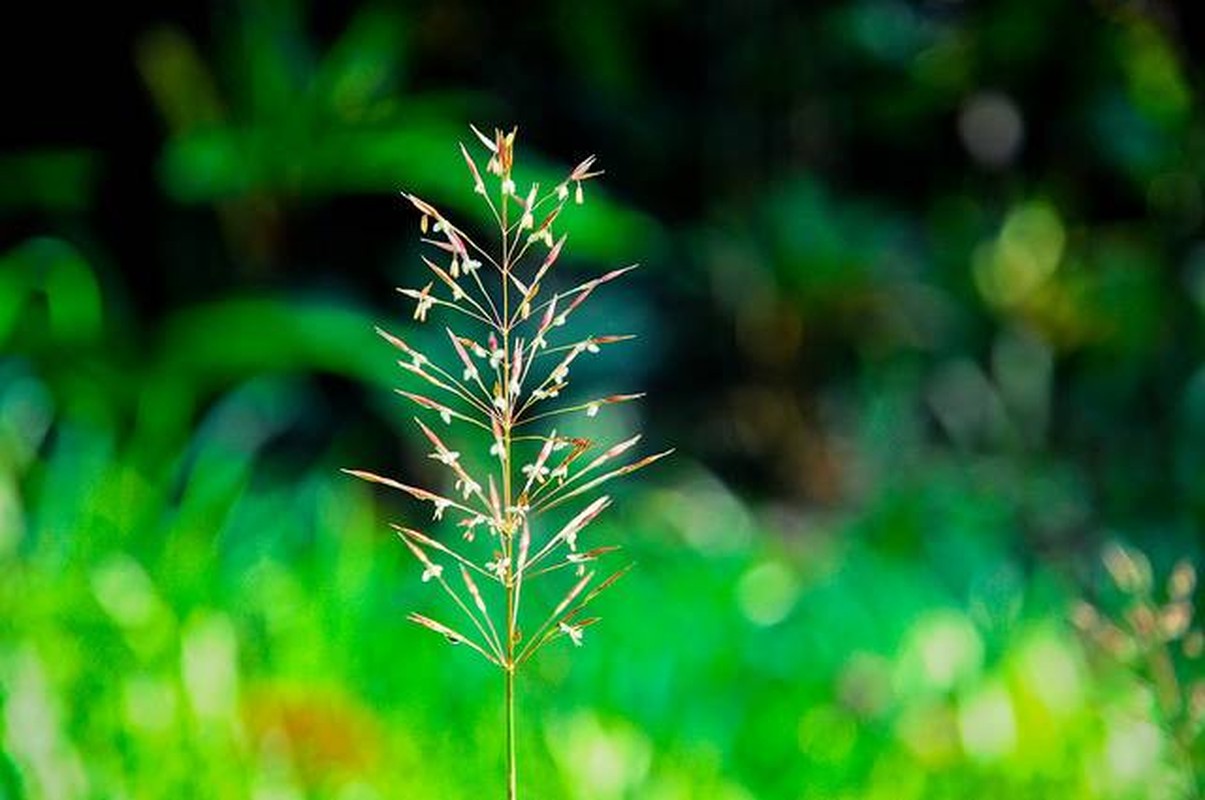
[0, 238, 103, 345]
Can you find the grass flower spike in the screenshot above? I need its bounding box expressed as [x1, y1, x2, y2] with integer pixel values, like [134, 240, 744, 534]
[344, 126, 670, 799]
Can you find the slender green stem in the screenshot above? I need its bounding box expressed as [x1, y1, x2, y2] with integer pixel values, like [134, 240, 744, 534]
[505, 643, 517, 799]
[501, 179, 519, 800]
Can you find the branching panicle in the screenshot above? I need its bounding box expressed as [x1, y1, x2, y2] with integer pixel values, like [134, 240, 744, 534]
[344, 126, 670, 799]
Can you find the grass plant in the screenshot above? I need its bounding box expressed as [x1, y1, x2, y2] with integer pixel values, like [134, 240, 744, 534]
[344, 125, 670, 798]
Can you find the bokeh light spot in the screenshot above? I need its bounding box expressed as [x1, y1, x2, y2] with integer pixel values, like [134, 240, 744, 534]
[897, 610, 983, 692]
[1019, 630, 1084, 716]
[546, 712, 652, 800]
[973, 201, 1065, 308]
[1103, 719, 1164, 785]
[90, 554, 160, 629]
[958, 91, 1025, 168]
[957, 682, 1017, 761]
[737, 560, 800, 626]
[181, 613, 240, 722]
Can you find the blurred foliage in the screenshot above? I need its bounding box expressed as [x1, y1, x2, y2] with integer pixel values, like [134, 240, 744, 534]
[3, 0, 1205, 797]
[134, 0, 656, 268]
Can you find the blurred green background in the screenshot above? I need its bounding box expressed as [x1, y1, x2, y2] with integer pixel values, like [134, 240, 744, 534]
[2, 0, 1205, 797]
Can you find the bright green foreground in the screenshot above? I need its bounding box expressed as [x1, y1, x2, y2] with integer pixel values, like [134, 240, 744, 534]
[0, 248, 1196, 798]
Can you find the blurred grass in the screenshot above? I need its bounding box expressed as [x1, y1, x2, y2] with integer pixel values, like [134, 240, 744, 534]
[1, 237, 1199, 798]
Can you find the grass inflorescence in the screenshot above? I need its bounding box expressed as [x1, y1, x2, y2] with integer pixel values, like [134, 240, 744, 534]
[344, 125, 670, 798]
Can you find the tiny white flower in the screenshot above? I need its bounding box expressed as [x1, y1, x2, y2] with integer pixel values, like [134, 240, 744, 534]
[522, 463, 550, 484]
[463, 365, 479, 382]
[574, 182, 584, 205]
[486, 556, 511, 580]
[550, 464, 569, 482]
[429, 450, 460, 466]
[557, 183, 569, 201]
[411, 352, 428, 368]
[455, 476, 481, 499]
[489, 440, 506, 461]
[413, 283, 435, 322]
[501, 178, 516, 196]
[421, 563, 443, 582]
[585, 402, 600, 418]
[471, 342, 489, 358]
[559, 622, 583, 646]
[439, 407, 452, 425]
[461, 257, 481, 275]
[449, 257, 460, 278]
[586, 340, 600, 354]
[460, 514, 487, 541]
[551, 366, 569, 383]
[553, 314, 567, 327]
[432, 498, 452, 520]
[492, 393, 508, 412]
[457, 518, 477, 544]
[489, 348, 506, 369]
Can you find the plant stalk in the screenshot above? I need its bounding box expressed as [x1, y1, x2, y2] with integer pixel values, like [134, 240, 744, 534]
[502, 182, 518, 800]
[505, 659, 517, 799]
